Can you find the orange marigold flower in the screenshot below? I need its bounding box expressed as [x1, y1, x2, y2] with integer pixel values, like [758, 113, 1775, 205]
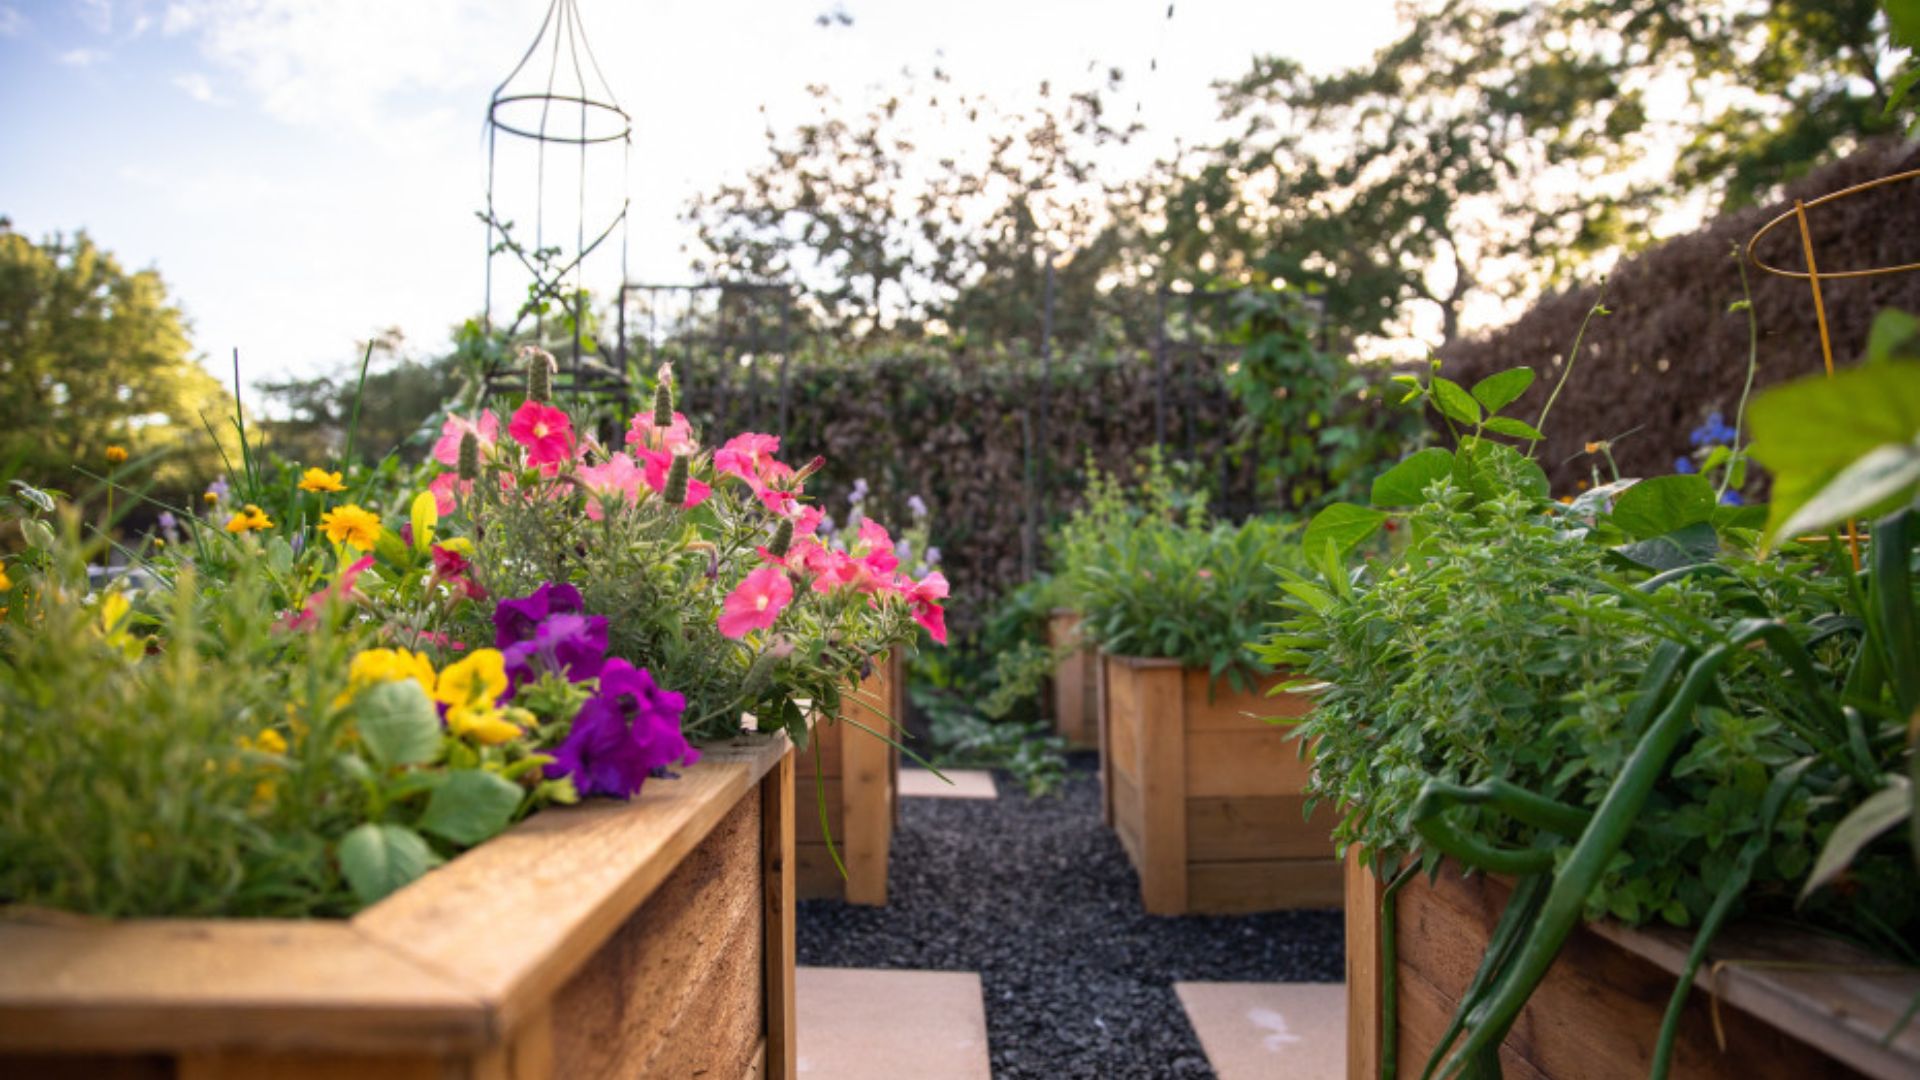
[105, 445, 129, 464]
[1583, 441, 1602, 454]
[298, 467, 347, 493]
[320, 504, 383, 550]
[225, 505, 273, 533]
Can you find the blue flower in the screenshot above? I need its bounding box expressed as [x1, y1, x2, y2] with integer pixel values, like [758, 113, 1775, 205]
[1689, 412, 1737, 448]
[1673, 456, 1697, 475]
[1719, 490, 1743, 506]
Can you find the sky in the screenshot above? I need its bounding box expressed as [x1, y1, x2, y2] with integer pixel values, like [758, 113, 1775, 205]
[0, 0, 1404, 389]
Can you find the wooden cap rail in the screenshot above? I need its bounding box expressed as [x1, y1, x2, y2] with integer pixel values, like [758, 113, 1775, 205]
[0, 735, 792, 1063]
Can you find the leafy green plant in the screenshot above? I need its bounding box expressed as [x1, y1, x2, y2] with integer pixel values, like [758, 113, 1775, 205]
[1270, 322, 1920, 1078]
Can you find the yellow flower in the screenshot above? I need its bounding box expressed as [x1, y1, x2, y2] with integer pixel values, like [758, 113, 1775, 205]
[447, 705, 523, 745]
[105, 445, 129, 465]
[298, 467, 347, 493]
[256, 728, 289, 755]
[436, 648, 507, 712]
[225, 504, 273, 533]
[347, 647, 437, 697]
[320, 504, 382, 550]
[204, 491, 219, 506]
[0, 565, 10, 592]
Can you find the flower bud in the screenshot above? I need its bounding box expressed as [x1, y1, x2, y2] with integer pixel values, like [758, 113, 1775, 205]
[768, 518, 794, 558]
[524, 347, 555, 403]
[458, 432, 480, 482]
[652, 380, 673, 429]
[663, 455, 689, 507]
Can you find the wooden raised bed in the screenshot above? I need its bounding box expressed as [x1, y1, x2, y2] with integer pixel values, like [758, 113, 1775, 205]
[0, 737, 797, 1080]
[1047, 609, 1099, 748]
[1345, 851, 1920, 1079]
[794, 651, 903, 905]
[1099, 654, 1340, 915]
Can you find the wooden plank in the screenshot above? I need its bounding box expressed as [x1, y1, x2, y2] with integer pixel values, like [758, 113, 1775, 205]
[0, 1055, 173, 1080]
[794, 717, 843, 780]
[0, 918, 486, 1055]
[1186, 859, 1343, 914]
[1186, 795, 1339, 861]
[1589, 912, 1920, 1079]
[1184, 729, 1314, 798]
[839, 666, 894, 906]
[761, 749, 797, 1080]
[1344, 851, 1384, 1080]
[175, 1051, 449, 1080]
[793, 778, 844, 844]
[1396, 865, 1881, 1079]
[1105, 660, 1142, 785]
[548, 791, 763, 1080]
[1049, 613, 1098, 747]
[1394, 961, 1547, 1080]
[354, 736, 788, 1037]
[1097, 652, 1114, 827]
[1180, 670, 1309, 730]
[1134, 664, 1190, 915]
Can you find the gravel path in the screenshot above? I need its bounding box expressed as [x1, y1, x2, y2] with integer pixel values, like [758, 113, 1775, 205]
[796, 754, 1345, 1079]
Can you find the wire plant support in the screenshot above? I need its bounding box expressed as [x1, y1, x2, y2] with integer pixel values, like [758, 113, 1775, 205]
[483, 0, 633, 403]
[1746, 166, 1920, 570]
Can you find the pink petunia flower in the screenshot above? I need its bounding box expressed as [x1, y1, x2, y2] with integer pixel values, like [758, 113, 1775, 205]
[508, 401, 576, 469]
[718, 565, 794, 639]
[431, 410, 500, 466]
[792, 505, 824, 536]
[902, 570, 949, 644]
[625, 410, 697, 454]
[577, 452, 646, 521]
[634, 448, 713, 508]
[714, 432, 782, 482]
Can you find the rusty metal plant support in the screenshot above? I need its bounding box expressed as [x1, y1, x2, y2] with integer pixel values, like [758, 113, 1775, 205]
[1747, 166, 1920, 569]
[482, 0, 633, 403]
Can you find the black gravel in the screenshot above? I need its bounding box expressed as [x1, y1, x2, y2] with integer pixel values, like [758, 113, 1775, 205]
[796, 754, 1345, 1079]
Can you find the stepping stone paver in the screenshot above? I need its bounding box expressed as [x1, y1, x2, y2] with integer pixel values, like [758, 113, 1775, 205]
[1174, 981, 1345, 1080]
[898, 767, 997, 799]
[796, 966, 992, 1079]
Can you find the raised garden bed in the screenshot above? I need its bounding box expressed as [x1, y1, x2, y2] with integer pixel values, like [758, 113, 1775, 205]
[1344, 852, 1920, 1079]
[0, 737, 797, 1080]
[795, 651, 903, 905]
[1099, 654, 1340, 915]
[1047, 609, 1099, 748]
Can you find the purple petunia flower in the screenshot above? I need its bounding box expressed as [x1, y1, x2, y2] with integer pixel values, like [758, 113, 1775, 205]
[493, 581, 585, 648]
[545, 659, 698, 799]
[503, 612, 609, 691]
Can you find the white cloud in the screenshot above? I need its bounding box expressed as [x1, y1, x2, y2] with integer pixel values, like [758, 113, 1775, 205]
[76, 0, 112, 35]
[58, 47, 109, 67]
[0, 6, 25, 38]
[171, 71, 221, 103]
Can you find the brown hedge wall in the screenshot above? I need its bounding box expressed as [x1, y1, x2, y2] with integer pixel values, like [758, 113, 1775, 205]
[1439, 139, 1920, 493]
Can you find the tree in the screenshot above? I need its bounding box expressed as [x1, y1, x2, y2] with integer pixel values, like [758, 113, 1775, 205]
[683, 70, 1149, 351]
[0, 220, 233, 508]
[1164, 0, 1907, 353]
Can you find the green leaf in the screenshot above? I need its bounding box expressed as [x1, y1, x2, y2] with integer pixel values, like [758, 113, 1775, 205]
[1749, 361, 1920, 544]
[1774, 443, 1920, 543]
[265, 537, 295, 575]
[1610, 475, 1717, 539]
[1482, 416, 1545, 440]
[1431, 377, 1483, 426]
[1610, 522, 1720, 572]
[417, 769, 524, 846]
[1800, 777, 1911, 903]
[354, 680, 443, 770]
[1370, 448, 1455, 507]
[1470, 367, 1534, 414]
[338, 823, 443, 906]
[1456, 437, 1549, 502]
[373, 526, 412, 569]
[1302, 502, 1388, 559]
[1867, 310, 1920, 364]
